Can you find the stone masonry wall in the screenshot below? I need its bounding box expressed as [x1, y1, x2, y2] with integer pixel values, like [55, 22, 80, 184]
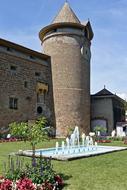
[42, 29, 91, 136]
[0, 48, 54, 131]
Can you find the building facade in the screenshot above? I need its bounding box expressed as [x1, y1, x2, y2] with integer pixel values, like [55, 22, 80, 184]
[0, 2, 94, 136]
[0, 39, 55, 133]
[91, 88, 125, 134]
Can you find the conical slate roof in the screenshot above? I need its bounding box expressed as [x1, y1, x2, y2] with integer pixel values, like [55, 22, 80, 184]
[52, 2, 80, 24]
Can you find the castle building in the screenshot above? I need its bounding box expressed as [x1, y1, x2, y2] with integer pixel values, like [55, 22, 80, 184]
[0, 2, 125, 136]
[39, 2, 93, 135]
[91, 88, 125, 134]
[0, 38, 55, 133]
[0, 2, 93, 136]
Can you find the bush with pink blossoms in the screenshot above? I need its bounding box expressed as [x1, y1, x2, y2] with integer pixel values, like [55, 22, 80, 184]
[0, 176, 63, 190]
[2, 154, 63, 190]
[0, 178, 12, 190]
[16, 178, 35, 190]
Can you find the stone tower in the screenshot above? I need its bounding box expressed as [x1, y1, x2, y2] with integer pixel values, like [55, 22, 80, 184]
[39, 2, 93, 136]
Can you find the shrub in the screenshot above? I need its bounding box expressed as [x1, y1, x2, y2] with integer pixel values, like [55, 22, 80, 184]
[3, 155, 63, 190]
[93, 125, 107, 134]
[9, 117, 48, 167]
[16, 178, 35, 190]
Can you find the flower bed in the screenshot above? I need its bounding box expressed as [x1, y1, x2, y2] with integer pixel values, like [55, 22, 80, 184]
[0, 138, 22, 143]
[1, 155, 63, 190]
[0, 175, 63, 190]
[96, 140, 111, 143]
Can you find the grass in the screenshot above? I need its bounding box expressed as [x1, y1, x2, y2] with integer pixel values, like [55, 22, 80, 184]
[0, 140, 127, 190]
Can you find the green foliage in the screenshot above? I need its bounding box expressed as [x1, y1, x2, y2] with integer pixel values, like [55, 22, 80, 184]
[3, 156, 25, 181]
[93, 125, 107, 133]
[25, 157, 55, 184]
[66, 126, 75, 137]
[9, 117, 48, 147]
[1, 140, 127, 189]
[9, 117, 48, 166]
[4, 155, 56, 185]
[107, 136, 126, 141]
[9, 122, 28, 140]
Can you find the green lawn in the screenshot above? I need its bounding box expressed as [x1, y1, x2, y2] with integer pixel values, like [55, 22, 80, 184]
[0, 140, 127, 190]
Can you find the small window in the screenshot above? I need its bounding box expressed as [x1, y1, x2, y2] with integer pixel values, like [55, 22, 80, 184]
[7, 47, 11, 51]
[30, 55, 35, 60]
[35, 72, 41, 77]
[9, 98, 18, 109]
[24, 81, 28, 88]
[37, 93, 43, 103]
[53, 29, 57, 32]
[10, 65, 17, 71]
[37, 106, 43, 114]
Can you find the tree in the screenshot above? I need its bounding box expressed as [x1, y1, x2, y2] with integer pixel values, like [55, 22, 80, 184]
[9, 117, 48, 165]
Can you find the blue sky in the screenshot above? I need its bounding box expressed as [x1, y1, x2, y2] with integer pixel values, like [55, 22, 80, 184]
[0, 0, 127, 98]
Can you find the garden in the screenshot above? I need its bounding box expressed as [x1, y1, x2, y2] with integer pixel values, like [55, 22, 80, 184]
[0, 119, 127, 190]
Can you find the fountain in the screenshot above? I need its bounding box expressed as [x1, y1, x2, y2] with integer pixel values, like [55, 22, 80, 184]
[61, 141, 65, 154]
[21, 126, 127, 161]
[54, 126, 96, 155]
[55, 142, 59, 154]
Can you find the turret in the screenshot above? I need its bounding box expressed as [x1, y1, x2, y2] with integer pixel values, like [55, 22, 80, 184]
[39, 2, 93, 136]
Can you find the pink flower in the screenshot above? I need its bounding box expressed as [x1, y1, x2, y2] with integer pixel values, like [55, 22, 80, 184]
[16, 178, 35, 190]
[0, 179, 12, 190]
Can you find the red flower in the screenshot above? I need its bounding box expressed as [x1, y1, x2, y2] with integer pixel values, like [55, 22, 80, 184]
[16, 177, 35, 190]
[0, 179, 12, 190]
[39, 181, 53, 190]
[54, 175, 63, 186]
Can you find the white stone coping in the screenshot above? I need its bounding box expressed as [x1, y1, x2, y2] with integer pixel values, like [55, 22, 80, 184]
[16, 146, 127, 161]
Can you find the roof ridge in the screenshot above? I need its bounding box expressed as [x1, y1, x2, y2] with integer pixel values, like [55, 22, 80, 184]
[94, 88, 114, 96]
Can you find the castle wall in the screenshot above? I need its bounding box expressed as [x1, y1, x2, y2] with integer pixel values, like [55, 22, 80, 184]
[0, 45, 54, 131]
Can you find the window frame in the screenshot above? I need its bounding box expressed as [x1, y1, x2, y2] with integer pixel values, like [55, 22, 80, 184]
[9, 97, 18, 110]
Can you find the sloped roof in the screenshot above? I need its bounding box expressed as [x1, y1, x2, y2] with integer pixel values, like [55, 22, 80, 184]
[52, 2, 80, 24]
[91, 88, 125, 103]
[94, 88, 114, 96]
[0, 38, 49, 61]
[39, 2, 94, 41]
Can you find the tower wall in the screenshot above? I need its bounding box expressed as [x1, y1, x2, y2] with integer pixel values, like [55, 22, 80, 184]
[41, 28, 91, 136]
